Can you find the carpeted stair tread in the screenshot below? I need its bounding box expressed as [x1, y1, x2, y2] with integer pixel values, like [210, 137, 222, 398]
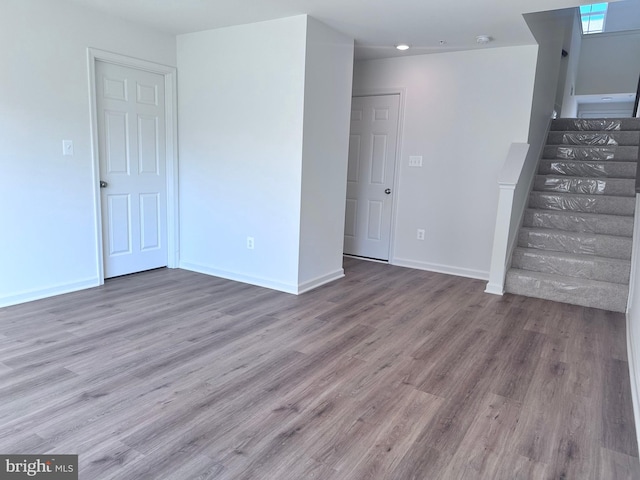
[543, 145, 638, 161]
[528, 191, 636, 216]
[504, 116, 639, 311]
[505, 269, 628, 312]
[518, 227, 632, 259]
[523, 209, 634, 237]
[537, 160, 636, 178]
[533, 175, 635, 196]
[550, 118, 640, 131]
[511, 247, 631, 284]
[547, 131, 640, 146]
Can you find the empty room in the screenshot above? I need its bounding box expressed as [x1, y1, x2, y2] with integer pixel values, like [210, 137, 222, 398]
[2, 0, 640, 478]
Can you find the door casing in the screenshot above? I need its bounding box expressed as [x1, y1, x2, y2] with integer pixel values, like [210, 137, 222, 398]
[349, 88, 405, 264]
[88, 48, 179, 284]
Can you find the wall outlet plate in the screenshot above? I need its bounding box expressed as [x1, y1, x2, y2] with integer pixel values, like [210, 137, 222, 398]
[409, 156, 422, 167]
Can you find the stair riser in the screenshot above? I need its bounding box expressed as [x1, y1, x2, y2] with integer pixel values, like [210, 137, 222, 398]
[511, 116, 640, 311]
[537, 160, 637, 178]
[529, 192, 636, 216]
[511, 249, 630, 284]
[533, 176, 635, 197]
[551, 118, 640, 132]
[523, 210, 634, 237]
[505, 271, 628, 313]
[518, 230, 632, 259]
[543, 145, 638, 161]
[547, 131, 640, 146]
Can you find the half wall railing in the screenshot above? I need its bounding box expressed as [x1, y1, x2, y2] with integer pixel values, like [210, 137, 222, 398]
[485, 143, 530, 295]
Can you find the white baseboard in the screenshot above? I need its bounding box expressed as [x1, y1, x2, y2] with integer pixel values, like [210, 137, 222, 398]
[391, 257, 489, 281]
[180, 261, 344, 295]
[180, 262, 343, 295]
[626, 310, 640, 458]
[298, 269, 344, 294]
[180, 261, 298, 294]
[484, 282, 505, 295]
[0, 277, 100, 308]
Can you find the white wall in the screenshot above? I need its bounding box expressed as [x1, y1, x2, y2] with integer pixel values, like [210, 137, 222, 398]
[560, 11, 583, 117]
[353, 46, 537, 279]
[298, 18, 354, 291]
[485, 10, 575, 294]
[554, 9, 580, 115]
[510, 10, 569, 248]
[606, 0, 640, 33]
[177, 17, 307, 292]
[0, 0, 176, 307]
[578, 101, 635, 118]
[576, 31, 640, 95]
[177, 15, 354, 294]
[626, 195, 640, 458]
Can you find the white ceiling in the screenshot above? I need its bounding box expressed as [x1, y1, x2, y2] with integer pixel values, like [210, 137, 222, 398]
[67, 0, 602, 60]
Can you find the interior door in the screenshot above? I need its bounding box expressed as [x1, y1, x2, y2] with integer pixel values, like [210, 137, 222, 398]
[96, 61, 168, 278]
[344, 94, 400, 261]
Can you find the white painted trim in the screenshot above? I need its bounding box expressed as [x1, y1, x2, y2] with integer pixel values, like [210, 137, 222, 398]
[484, 283, 505, 295]
[626, 194, 640, 313]
[485, 184, 515, 295]
[351, 88, 406, 262]
[391, 257, 489, 281]
[298, 269, 345, 294]
[87, 51, 104, 284]
[180, 261, 300, 295]
[626, 310, 640, 458]
[497, 143, 530, 185]
[343, 254, 388, 264]
[625, 194, 640, 451]
[87, 48, 179, 285]
[0, 278, 100, 309]
[505, 216, 521, 271]
[485, 143, 530, 295]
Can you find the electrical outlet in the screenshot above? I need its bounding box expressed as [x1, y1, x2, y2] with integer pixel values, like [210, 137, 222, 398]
[409, 156, 423, 167]
[246, 237, 254, 250]
[417, 229, 425, 240]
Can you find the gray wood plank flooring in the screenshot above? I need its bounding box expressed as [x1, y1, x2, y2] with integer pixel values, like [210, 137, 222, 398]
[1, 257, 639, 479]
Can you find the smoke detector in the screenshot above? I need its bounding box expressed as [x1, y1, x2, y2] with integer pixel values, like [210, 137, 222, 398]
[476, 35, 492, 44]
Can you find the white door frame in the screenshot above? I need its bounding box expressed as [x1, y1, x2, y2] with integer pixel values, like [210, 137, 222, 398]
[87, 48, 179, 284]
[350, 88, 405, 264]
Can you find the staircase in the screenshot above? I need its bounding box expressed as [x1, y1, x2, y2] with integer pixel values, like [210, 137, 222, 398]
[505, 117, 640, 312]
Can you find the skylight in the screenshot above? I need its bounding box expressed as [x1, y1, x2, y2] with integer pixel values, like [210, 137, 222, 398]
[580, 3, 608, 34]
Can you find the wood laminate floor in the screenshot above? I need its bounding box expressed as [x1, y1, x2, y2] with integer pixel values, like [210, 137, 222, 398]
[0, 258, 638, 479]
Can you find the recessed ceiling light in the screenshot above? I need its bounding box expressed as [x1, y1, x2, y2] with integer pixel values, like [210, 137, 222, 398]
[601, 97, 613, 101]
[476, 35, 492, 44]
[396, 44, 410, 51]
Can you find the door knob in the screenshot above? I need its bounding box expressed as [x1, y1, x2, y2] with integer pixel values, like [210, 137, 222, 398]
[384, 188, 391, 194]
[100, 181, 108, 188]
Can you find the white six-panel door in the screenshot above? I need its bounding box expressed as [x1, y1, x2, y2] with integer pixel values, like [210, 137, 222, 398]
[96, 61, 168, 278]
[344, 94, 400, 261]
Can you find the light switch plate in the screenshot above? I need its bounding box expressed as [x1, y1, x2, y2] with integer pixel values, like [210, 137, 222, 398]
[62, 140, 74, 156]
[409, 155, 422, 167]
